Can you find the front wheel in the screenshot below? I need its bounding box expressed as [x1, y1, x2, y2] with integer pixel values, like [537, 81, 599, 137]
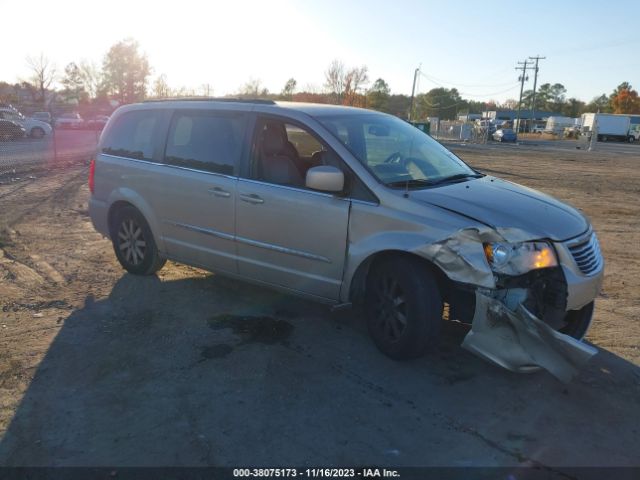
[112, 206, 166, 275]
[559, 302, 594, 340]
[30, 127, 45, 138]
[364, 257, 443, 360]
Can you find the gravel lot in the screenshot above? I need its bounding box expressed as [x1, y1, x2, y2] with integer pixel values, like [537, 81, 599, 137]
[0, 137, 639, 468]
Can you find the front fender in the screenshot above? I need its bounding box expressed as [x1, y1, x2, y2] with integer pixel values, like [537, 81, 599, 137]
[342, 202, 543, 302]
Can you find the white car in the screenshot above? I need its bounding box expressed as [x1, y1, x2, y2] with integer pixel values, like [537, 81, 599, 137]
[0, 108, 52, 138]
[55, 112, 84, 129]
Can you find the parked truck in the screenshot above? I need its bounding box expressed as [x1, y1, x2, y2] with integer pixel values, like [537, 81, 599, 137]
[581, 113, 639, 142]
[629, 115, 640, 142]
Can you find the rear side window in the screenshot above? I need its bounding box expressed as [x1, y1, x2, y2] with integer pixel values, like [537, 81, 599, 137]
[164, 112, 245, 175]
[101, 110, 161, 160]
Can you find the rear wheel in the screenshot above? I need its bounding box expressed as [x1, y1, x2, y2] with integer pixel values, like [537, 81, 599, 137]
[112, 206, 166, 275]
[364, 257, 443, 360]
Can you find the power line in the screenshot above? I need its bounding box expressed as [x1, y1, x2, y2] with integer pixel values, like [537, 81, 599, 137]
[418, 72, 519, 98]
[419, 72, 517, 89]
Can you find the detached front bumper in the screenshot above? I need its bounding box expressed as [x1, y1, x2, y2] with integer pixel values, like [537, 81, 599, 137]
[462, 292, 598, 383]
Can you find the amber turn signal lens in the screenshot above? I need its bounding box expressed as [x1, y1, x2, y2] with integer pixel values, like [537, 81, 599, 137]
[532, 245, 556, 269]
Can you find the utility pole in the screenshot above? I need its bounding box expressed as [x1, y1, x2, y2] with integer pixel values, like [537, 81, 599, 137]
[484, 101, 490, 144]
[528, 55, 545, 132]
[515, 60, 532, 135]
[409, 66, 420, 121]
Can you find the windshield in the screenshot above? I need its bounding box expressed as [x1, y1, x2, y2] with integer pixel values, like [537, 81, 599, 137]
[318, 113, 477, 188]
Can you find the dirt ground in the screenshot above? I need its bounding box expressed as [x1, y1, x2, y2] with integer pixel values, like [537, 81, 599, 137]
[0, 142, 639, 467]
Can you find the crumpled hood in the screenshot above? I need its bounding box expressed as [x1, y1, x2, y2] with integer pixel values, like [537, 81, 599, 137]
[410, 176, 588, 241]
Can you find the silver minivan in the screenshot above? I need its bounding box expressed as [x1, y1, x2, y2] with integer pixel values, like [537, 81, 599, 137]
[89, 99, 604, 380]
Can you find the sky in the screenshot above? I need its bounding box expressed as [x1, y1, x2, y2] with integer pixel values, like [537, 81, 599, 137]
[1, 0, 639, 103]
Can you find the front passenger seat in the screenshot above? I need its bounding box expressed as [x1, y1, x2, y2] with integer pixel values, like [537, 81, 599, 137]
[260, 125, 304, 187]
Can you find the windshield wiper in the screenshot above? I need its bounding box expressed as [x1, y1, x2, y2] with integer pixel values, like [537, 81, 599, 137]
[385, 173, 482, 189]
[427, 173, 483, 186]
[385, 178, 433, 188]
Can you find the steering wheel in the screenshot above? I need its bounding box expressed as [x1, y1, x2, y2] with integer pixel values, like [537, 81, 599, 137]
[383, 151, 404, 164]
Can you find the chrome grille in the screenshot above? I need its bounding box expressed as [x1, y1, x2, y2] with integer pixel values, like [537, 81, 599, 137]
[568, 233, 603, 276]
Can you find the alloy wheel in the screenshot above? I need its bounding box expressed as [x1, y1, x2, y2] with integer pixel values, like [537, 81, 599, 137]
[372, 275, 408, 342]
[117, 218, 146, 266]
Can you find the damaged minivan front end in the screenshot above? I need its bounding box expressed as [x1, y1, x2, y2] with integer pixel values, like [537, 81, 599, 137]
[346, 173, 604, 383]
[414, 223, 603, 382]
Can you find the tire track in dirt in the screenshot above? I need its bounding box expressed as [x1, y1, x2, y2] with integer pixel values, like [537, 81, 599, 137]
[0, 166, 88, 287]
[0, 166, 88, 235]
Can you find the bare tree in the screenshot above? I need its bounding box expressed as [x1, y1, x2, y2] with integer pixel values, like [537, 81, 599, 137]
[200, 83, 213, 96]
[343, 66, 369, 106]
[26, 53, 56, 104]
[324, 59, 345, 102]
[174, 86, 197, 97]
[153, 74, 171, 98]
[324, 60, 368, 105]
[238, 78, 268, 97]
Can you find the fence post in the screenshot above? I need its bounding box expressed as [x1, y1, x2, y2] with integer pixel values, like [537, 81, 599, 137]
[52, 126, 58, 166]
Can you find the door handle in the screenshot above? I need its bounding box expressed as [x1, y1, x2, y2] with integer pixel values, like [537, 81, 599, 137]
[208, 187, 231, 198]
[239, 193, 264, 204]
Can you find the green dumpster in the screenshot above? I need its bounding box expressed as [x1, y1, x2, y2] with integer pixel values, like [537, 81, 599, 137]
[411, 121, 430, 134]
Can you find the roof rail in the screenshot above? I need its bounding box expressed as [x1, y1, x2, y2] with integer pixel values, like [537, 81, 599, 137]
[143, 97, 276, 105]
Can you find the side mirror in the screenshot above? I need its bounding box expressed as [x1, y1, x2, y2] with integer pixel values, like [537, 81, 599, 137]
[305, 165, 344, 193]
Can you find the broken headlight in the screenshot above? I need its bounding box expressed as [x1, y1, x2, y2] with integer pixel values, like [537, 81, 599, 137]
[483, 241, 557, 275]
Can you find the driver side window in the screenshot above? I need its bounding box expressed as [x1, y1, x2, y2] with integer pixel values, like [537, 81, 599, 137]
[250, 118, 342, 188]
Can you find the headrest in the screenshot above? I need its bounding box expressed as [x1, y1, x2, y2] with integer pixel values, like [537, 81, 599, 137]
[262, 124, 285, 155]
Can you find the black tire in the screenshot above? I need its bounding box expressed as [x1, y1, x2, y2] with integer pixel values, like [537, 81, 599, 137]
[364, 257, 443, 360]
[559, 301, 594, 340]
[30, 127, 45, 139]
[111, 206, 166, 275]
[629, 136, 635, 143]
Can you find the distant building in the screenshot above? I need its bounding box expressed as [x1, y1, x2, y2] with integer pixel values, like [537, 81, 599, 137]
[458, 113, 482, 122]
[482, 110, 561, 121]
[482, 109, 562, 132]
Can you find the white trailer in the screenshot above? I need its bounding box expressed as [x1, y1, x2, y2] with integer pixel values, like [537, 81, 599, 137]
[545, 116, 576, 135]
[581, 113, 635, 142]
